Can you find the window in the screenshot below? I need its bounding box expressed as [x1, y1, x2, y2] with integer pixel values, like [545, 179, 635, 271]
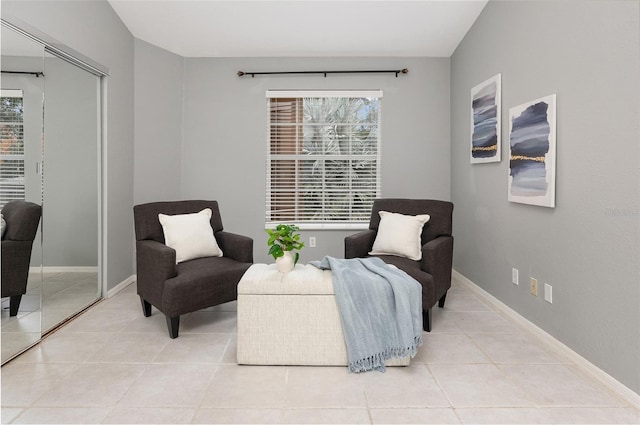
[266, 90, 382, 229]
[0, 89, 25, 209]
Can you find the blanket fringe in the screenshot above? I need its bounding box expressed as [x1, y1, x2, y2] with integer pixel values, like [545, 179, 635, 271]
[349, 335, 423, 373]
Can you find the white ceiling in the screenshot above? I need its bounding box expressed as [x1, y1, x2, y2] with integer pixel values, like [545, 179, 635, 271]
[107, 0, 488, 58]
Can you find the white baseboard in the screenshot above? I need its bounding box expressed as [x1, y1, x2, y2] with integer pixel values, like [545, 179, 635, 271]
[106, 274, 136, 298]
[452, 269, 640, 410]
[30, 266, 99, 273]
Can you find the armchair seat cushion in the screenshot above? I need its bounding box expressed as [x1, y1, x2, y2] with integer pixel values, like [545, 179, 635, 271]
[373, 255, 435, 303]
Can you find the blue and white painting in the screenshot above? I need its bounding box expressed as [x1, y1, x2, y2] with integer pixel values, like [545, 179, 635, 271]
[508, 94, 556, 208]
[470, 74, 501, 163]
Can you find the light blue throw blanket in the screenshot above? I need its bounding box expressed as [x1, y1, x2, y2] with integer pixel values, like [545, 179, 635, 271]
[309, 256, 423, 373]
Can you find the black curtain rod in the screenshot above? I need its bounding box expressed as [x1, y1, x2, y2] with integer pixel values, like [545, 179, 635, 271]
[2, 71, 44, 77]
[237, 69, 408, 78]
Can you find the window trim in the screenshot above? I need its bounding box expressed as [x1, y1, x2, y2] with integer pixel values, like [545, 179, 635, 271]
[265, 90, 382, 230]
[266, 89, 384, 99]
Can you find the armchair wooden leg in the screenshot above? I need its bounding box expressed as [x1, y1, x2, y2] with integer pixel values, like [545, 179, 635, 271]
[422, 309, 431, 332]
[166, 315, 180, 339]
[140, 297, 152, 317]
[438, 291, 447, 308]
[9, 295, 22, 316]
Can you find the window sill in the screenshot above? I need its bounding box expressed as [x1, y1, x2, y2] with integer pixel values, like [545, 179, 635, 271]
[265, 222, 369, 231]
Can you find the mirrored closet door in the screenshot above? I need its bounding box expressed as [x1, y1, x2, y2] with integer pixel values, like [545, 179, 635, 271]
[1, 20, 106, 363]
[0, 25, 45, 363]
[40, 51, 101, 334]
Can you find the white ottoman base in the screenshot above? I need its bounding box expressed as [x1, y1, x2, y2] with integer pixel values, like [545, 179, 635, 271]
[237, 264, 409, 367]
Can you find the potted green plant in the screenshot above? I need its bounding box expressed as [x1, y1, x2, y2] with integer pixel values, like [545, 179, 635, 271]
[266, 224, 304, 273]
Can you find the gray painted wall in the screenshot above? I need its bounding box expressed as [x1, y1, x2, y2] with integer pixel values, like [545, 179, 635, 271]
[134, 39, 184, 204]
[4, 0, 135, 290]
[180, 57, 450, 263]
[450, 1, 640, 393]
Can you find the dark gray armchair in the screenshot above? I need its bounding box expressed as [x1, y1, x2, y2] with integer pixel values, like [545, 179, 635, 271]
[133, 200, 253, 338]
[345, 199, 453, 332]
[1, 200, 42, 316]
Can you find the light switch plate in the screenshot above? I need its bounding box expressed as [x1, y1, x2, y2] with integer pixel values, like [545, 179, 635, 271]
[544, 283, 553, 303]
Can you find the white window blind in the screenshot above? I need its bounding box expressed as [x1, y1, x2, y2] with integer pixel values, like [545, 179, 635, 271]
[266, 90, 382, 229]
[0, 89, 25, 209]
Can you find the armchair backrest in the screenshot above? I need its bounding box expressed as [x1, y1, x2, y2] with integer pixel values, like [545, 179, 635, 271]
[134, 200, 224, 243]
[2, 200, 42, 242]
[369, 199, 453, 244]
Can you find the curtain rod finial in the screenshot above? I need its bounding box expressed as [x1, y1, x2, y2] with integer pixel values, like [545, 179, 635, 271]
[402, 68, 408, 74]
[237, 71, 245, 77]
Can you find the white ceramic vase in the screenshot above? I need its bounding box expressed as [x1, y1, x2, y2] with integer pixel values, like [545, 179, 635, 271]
[276, 251, 295, 273]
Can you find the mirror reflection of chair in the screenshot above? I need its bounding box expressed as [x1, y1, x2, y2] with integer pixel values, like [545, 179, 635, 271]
[133, 200, 253, 338]
[1, 201, 42, 316]
[345, 198, 454, 332]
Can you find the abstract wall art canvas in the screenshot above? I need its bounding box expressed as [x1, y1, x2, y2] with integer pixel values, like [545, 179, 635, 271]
[508, 94, 556, 208]
[470, 74, 501, 163]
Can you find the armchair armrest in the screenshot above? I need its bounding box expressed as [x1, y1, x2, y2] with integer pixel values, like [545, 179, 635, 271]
[1, 239, 33, 262]
[136, 240, 177, 307]
[421, 235, 454, 298]
[345, 230, 377, 259]
[1, 240, 33, 296]
[216, 231, 253, 263]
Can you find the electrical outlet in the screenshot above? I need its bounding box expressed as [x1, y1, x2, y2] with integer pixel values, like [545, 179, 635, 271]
[544, 283, 553, 303]
[530, 278, 538, 296]
[309, 236, 316, 248]
[512, 268, 519, 285]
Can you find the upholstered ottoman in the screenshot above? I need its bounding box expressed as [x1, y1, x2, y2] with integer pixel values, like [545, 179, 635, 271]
[236, 263, 410, 366]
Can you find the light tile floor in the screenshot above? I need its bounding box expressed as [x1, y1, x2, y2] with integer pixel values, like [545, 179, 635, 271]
[1, 276, 639, 424]
[2, 272, 100, 363]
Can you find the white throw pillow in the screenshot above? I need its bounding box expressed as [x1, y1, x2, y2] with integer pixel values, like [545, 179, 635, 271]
[158, 208, 223, 264]
[369, 211, 430, 261]
[0, 213, 6, 239]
